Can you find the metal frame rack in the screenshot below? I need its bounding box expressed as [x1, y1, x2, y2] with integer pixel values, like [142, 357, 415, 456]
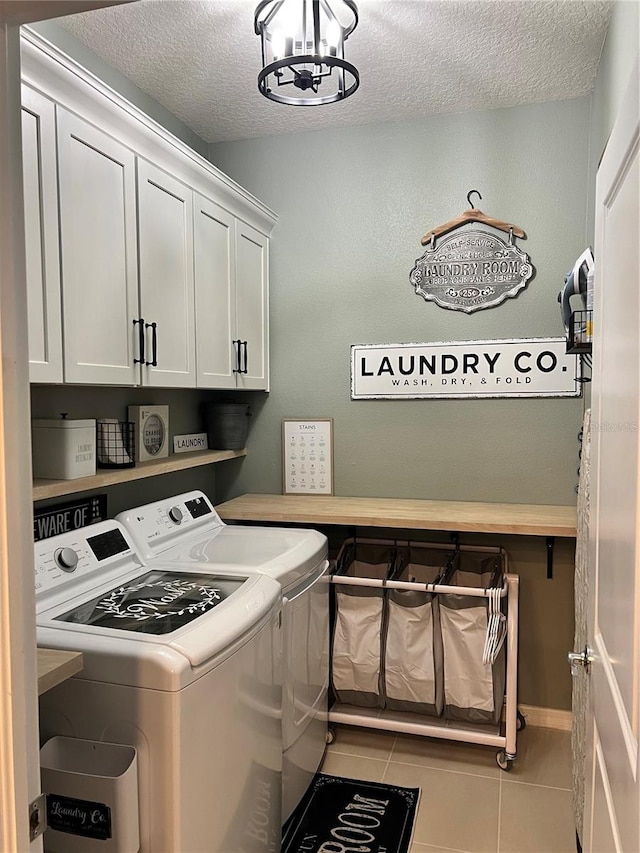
[328, 543, 521, 770]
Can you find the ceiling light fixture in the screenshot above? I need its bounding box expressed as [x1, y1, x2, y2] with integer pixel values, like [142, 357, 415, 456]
[254, 0, 359, 106]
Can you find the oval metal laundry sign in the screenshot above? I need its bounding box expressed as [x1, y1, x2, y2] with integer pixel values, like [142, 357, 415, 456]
[410, 229, 534, 313]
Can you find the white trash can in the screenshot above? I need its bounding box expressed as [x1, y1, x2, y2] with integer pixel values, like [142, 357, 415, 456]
[40, 737, 139, 853]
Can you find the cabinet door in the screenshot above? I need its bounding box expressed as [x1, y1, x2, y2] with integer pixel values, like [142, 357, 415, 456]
[21, 87, 63, 383]
[57, 109, 140, 385]
[194, 194, 237, 389]
[137, 160, 196, 388]
[235, 221, 269, 391]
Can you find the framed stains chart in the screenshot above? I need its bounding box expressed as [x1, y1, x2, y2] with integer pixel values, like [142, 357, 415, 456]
[282, 419, 334, 495]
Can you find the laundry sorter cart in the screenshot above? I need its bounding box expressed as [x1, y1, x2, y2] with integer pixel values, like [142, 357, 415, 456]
[328, 537, 521, 770]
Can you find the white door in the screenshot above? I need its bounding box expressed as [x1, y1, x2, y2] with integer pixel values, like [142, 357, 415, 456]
[194, 193, 237, 389]
[57, 108, 140, 385]
[236, 221, 269, 390]
[584, 60, 640, 853]
[137, 159, 196, 388]
[21, 86, 62, 384]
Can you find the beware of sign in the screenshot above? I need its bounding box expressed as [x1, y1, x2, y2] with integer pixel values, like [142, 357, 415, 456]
[33, 495, 107, 542]
[351, 338, 581, 399]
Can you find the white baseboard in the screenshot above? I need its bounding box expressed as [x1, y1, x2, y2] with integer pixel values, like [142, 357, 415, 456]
[518, 704, 572, 731]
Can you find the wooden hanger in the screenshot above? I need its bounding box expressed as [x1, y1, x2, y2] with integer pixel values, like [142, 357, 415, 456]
[421, 191, 526, 246]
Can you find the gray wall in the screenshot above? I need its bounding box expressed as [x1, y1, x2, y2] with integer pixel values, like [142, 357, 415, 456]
[209, 98, 594, 711]
[211, 98, 590, 506]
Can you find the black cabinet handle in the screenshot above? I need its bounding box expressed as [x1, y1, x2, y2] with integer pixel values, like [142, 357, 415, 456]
[232, 339, 241, 373]
[145, 322, 158, 367]
[241, 340, 248, 375]
[133, 318, 145, 364]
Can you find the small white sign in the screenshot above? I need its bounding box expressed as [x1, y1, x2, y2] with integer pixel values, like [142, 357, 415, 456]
[351, 338, 581, 399]
[173, 432, 209, 453]
[282, 419, 333, 495]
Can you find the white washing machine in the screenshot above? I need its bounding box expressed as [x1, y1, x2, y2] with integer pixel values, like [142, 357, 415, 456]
[116, 490, 329, 822]
[36, 520, 283, 853]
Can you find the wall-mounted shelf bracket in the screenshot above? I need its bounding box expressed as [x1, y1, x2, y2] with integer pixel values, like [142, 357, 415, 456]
[546, 536, 555, 579]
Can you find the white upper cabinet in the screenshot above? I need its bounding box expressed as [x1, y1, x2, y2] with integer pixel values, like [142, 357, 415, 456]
[194, 200, 270, 391]
[236, 222, 269, 390]
[194, 193, 237, 389]
[20, 29, 276, 390]
[57, 108, 140, 385]
[137, 160, 196, 388]
[21, 86, 63, 384]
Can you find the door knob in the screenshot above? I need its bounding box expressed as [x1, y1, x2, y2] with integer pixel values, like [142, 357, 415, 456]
[568, 646, 594, 675]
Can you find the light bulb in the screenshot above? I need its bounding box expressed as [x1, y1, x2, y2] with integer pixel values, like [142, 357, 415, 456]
[272, 29, 285, 59]
[326, 19, 341, 47]
[280, 0, 299, 38]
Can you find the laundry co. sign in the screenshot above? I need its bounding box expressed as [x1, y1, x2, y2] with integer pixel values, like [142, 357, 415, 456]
[351, 338, 581, 399]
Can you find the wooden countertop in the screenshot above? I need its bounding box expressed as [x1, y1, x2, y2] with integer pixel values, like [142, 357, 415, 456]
[215, 494, 577, 537]
[38, 648, 83, 695]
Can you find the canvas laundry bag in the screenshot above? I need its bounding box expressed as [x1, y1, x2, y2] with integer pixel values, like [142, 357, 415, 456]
[439, 552, 505, 725]
[385, 589, 441, 714]
[331, 540, 397, 708]
[383, 545, 455, 716]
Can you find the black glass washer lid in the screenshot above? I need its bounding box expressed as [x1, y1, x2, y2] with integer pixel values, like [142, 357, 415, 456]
[55, 570, 246, 635]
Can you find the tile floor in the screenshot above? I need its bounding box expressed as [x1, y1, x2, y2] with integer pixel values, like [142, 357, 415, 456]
[319, 724, 575, 853]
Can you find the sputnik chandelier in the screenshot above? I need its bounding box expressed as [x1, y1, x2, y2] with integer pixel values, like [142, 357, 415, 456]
[254, 0, 359, 105]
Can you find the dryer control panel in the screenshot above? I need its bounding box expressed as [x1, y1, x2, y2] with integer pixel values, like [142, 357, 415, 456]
[116, 491, 224, 558]
[34, 521, 139, 599]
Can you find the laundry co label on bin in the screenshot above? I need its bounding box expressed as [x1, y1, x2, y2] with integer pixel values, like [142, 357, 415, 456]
[351, 338, 581, 399]
[46, 793, 112, 840]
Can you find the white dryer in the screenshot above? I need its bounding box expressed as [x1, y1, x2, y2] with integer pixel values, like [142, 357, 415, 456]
[116, 490, 329, 822]
[36, 521, 283, 853]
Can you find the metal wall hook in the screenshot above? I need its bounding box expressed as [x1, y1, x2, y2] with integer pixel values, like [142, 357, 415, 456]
[467, 189, 482, 209]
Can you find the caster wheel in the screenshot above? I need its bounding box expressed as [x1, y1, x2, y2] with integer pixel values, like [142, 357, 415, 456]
[326, 728, 336, 745]
[517, 711, 527, 731]
[496, 750, 513, 771]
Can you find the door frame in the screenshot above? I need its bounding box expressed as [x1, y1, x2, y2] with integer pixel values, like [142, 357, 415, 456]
[0, 5, 136, 848]
[0, 19, 41, 850]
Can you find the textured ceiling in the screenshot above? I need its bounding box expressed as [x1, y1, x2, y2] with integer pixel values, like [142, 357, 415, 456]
[55, 0, 612, 144]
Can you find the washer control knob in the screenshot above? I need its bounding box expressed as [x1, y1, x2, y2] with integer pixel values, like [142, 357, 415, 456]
[168, 506, 183, 525]
[54, 547, 79, 572]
